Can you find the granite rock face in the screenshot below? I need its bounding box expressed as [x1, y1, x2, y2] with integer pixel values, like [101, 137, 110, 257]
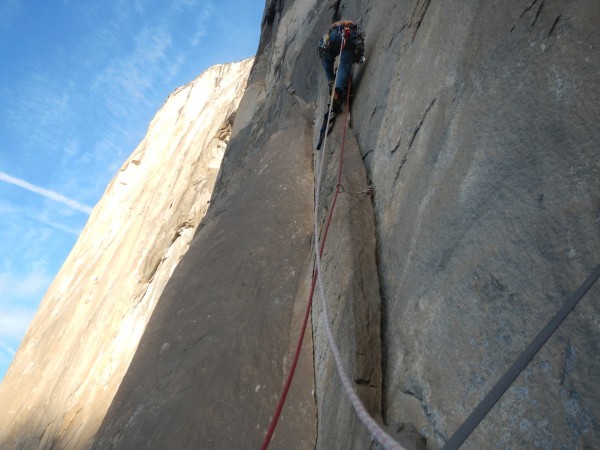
[0, 59, 253, 450]
[2, 0, 599, 449]
[347, 1, 600, 448]
[94, 0, 600, 448]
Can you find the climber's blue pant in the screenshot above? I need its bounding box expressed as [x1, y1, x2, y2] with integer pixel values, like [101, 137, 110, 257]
[321, 28, 355, 93]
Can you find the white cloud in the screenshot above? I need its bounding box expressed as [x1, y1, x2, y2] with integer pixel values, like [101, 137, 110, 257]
[0, 199, 17, 214]
[0, 171, 93, 215]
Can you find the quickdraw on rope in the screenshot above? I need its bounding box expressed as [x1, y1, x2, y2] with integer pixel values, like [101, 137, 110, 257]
[338, 180, 373, 195]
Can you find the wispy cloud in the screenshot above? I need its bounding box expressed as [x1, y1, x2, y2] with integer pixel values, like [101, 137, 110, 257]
[0, 268, 52, 302]
[0, 271, 43, 343]
[0, 338, 18, 381]
[0, 340, 16, 357]
[0, 171, 93, 214]
[92, 26, 175, 116]
[190, 3, 213, 46]
[32, 215, 83, 236]
[0, 308, 36, 339]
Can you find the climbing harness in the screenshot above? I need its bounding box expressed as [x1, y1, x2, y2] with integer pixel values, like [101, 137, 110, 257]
[317, 20, 365, 64]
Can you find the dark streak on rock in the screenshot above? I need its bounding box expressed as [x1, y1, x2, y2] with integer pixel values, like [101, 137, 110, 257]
[560, 341, 576, 386]
[370, 106, 378, 121]
[410, 0, 432, 42]
[531, 1, 544, 29]
[393, 98, 436, 184]
[408, 98, 436, 150]
[520, 0, 538, 18]
[389, 24, 408, 48]
[394, 154, 408, 183]
[548, 15, 561, 37]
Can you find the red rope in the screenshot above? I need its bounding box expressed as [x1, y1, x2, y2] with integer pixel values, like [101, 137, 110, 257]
[260, 81, 352, 450]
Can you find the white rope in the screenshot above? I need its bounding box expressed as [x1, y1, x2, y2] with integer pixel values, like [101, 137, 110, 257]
[313, 33, 406, 450]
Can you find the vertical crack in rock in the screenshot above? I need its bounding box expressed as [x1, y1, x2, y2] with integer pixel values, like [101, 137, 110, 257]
[409, 0, 432, 41]
[263, 0, 284, 27]
[520, 0, 539, 18]
[519, 0, 545, 30]
[548, 15, 561, 37]
[394, 98, 436, 183]
[531, 0, 545, 29]
[407, 98, 436, 150]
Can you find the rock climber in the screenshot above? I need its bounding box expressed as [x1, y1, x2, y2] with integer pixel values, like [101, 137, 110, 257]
[317, 20, 365, 113]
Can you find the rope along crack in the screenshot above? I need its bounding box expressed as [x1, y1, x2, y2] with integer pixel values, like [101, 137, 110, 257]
[260, 33, 405, 450]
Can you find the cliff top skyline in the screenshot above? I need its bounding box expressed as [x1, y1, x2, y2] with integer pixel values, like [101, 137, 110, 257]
[0, 0, 263, 382]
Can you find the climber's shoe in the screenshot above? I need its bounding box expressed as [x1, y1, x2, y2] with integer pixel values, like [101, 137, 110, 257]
[332, 92, 343, 113]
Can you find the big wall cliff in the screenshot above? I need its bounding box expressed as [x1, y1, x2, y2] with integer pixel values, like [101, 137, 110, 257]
[0, 59, 253, 449]
[1, 0, 599, 449]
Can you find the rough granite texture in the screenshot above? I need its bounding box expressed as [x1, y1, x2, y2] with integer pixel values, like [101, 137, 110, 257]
[1, 0, 599, 449]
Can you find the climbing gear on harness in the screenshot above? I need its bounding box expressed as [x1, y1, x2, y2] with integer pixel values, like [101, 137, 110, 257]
[317, 32, 330, 59]
[353, 30, 366, 64]
[329, 20, 357, 32]
[330, 20, 365, 64]
[317, 20, 365, 64]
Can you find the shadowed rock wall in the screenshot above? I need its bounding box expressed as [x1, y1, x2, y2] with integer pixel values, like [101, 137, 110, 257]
[91, 4, 322, 445]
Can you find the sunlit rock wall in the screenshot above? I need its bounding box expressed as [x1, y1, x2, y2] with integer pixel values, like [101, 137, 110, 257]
[0, 58, 253, 450]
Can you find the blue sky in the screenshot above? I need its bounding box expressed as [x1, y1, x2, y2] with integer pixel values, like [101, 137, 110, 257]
[0, 0, 263, 381]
